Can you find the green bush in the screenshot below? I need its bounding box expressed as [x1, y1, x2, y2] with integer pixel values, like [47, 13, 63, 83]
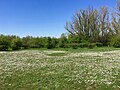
[0, 45, 8, 51]
[22, 36, 31, 49]
[96, 43, 103, 47]
[65, 43, 88, 49]
[58, 33, 67, 48]
[79, 43, 88, 48]
[111, 35, 120, 48]
[88, 43, 96, 49]
[103, 42, 110, 46]
[113, 41, 120, 48]
[11, 38, 22, 50]
[0, 36, 10, 51]
[71, 43, 79, 49]
[45, 37, 53, 49]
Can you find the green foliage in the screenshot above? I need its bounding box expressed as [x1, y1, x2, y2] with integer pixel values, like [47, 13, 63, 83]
[88, 43, 96, 49]
[79, 43, 88, 48]
[71, 43, 79, 49]
[66, 43, 79, 49]
[68, 35, 81, 43]
[22, 36, 31, 49]
[28, 38, 40, 48]
[51, 38, 58, 48]
[11, 38, 22, 50]
[45, 37, 53, 49]
[58, 33, 67, 48]
[111, 35, 120, 48]
[0, 35, 10, 51]
[96, 43, 103, 47]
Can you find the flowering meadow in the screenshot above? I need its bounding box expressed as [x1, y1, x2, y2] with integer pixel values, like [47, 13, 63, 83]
[0, 50, 120, 90]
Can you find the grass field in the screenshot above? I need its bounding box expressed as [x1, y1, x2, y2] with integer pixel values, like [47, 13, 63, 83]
[0, 48, 120, 90]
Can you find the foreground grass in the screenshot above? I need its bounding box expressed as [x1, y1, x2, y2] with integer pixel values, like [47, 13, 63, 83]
[0, 48, 120, 90]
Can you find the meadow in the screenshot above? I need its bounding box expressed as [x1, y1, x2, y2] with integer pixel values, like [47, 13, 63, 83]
[0, 48, 120, 90]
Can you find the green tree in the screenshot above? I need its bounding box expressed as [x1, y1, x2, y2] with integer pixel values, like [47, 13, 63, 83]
[0, 35, 10, 51]
[11, 38, 22, 50]
[51, 38, 58, 48]
[45, 37, 53, 49]
[22, 36, 31, 49]
[58, 33, 67, 48]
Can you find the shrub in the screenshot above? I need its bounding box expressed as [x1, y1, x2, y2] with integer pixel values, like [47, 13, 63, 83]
[0, 45, 7, 51]
[58, 33, 67, 48]
[22, 36, 31, 49]
[45, 37, 53, 49]
[103, 42, 110, 46]
[71, 43, 79, 49]
[113, 41, 120, 48]
[88, 43, 96, 49]
[111, 35, 120, 48]
[0, 36, 10, 51]
[79, 43, 88, 48]
[11, 38, 22, 50]
[96, 43, 103, 47]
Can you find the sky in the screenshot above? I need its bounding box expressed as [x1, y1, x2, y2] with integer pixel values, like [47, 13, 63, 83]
[0, 0, 116, 37]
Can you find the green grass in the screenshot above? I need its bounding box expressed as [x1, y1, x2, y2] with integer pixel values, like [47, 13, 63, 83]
[27, 47, 120, 52]
[65, 47, 120, 52]
[46, 53, 67, 56]
[0, 48, 120, 90]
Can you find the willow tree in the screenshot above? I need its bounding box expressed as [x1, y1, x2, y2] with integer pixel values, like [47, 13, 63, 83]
[98, 6, 112, 45]
[112, 0, 120, 34]
[65, 8, 100, 43]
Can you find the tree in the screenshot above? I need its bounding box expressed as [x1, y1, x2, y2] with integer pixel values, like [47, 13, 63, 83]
[22, 36, 31, 49]
[98, 7, 111, 45]
[0, 35, 10, 51]
[65, 7, 114, 46]
[58, 33, 67, 48]
[67, 34, 81, 43]
[11, 38, 22, 50]
[51, 38, 58, 48]
[45, 37, 53, 49]
[65, 7, 100, 43]
[110, 0, 120, 47]
[112, 0, 120, 35]
[28, 37, 40, 48]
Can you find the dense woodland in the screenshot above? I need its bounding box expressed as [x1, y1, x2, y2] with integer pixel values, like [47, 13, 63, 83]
[0, 1, 120, 50]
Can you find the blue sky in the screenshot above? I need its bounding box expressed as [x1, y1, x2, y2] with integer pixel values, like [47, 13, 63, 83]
[0, 0, 116, 37]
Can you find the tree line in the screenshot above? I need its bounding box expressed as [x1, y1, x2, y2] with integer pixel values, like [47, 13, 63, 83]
[0, 1, 120, 50]
[0, 34, 67, 50]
